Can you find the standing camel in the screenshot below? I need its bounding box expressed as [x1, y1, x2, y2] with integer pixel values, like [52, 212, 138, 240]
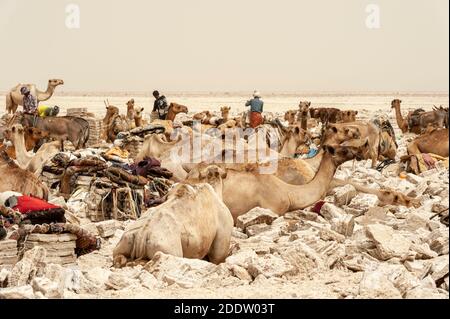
[6, 79, 64, 114]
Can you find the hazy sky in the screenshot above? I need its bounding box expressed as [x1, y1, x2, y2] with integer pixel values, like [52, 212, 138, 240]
[0, 0, 448, 92]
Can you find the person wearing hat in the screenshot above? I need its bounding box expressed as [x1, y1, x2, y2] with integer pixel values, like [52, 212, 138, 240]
[245, 90, 264, 128]
[20, 86, 38, 115]
[152, 90, 169, 120]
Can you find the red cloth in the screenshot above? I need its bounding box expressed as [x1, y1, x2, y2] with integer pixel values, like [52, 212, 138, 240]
[311, 201, 326, 214]
[13, 196, 60, 214]
[249, 111, 263, 128]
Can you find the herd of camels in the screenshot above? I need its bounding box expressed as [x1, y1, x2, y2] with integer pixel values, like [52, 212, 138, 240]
[0, 79, 449, 266]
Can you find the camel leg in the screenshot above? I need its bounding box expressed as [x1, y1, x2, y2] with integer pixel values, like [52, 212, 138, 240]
[208, 230, 232, 264]
[407, 141, 421, 156]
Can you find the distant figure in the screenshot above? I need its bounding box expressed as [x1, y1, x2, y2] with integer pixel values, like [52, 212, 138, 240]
[21, 87, 38, 115]
[246, 91, 264, 128]
[152, 90, 169, 120]
[38, 105, 60, 118]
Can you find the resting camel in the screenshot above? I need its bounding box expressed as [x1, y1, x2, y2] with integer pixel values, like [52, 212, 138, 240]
[408, 106, 448, 134]
[322, 121, 381, 168]
[0, 149, 49, 200]
[4, 124, 62, 175]
[407, 128, 449, 157]
[187, 143, 366, 220]
[310, 107, 342, 124]
[113, 165, 233, 267]
[340, 110, 358, 123]
[1, 126, 49, 159]
[134, 106, 145, 128]
[6, 79, 64, 114]
[166, 103, 189, 122]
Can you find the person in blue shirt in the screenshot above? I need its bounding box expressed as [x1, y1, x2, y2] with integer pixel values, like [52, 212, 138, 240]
[245, 91, 264, 128]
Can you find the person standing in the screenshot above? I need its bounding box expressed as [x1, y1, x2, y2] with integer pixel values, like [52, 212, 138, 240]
[21, 86, 38, 115]
[246, 90, 264, 128]
[152, 90, 169, 120]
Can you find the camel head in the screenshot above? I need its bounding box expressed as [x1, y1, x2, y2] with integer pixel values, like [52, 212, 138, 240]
[298, 101, 311, 116]
[169, 103, 189, 114]
[48, 79, 64, 87]
[391, 99, 402, 109]
[105, 105, 120, 117]
[284, 110, 297, 124]
[324, 139, 369, 166]
[25, 127, 50, 141]
[309, 108, 318, 118]
[126, 99, 135, 109]
[322, 124, 361, 146]
[134, 107, 145, 118]
[378, 189, 420, 208]
[221, 106, 231, 118]
[341, 110, 358, 122]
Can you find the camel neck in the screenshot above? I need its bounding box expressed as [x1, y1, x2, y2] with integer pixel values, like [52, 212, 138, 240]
[12, 131, 31, 165]
[287, 151, 336, 210]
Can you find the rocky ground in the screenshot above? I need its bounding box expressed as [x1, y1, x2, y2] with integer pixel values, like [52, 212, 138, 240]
[0, 108, 449, 299]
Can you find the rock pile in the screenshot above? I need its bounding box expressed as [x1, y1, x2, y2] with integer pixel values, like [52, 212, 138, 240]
[22, 234, 77, 266]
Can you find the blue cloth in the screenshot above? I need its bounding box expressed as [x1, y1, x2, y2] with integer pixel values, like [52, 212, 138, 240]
[245, 98, 264, 113]
[306, 148, 319, 158]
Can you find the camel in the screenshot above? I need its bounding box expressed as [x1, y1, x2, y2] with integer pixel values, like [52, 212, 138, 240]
[278, 125, 311, 157]
[1, 126, 50, 159]
[187, 143, 367, 220]
[113, 165, 233, 267]
[6, 79, 64, 114]
[390, 99, 437, 134]
[166, 103, 189, 122]
[220, 106, 231, 123]
[408, 106, 448, 134]
[103, 105, 129, 142]
[407, 128, 449, 157]
[391, 99, 409, 133]
[340, 110, 358, 123]
[284, 110, 297, 125]
[18, 114, 89, 150]
[296, 101, 311, 130]
[0, 149, 49, 200]
[310, 107, 342, 124]
[5, 124, 62, 175]
[322, 121, 381, 168]
[134, 106, 145, 128]
[126, 99, 135, 121]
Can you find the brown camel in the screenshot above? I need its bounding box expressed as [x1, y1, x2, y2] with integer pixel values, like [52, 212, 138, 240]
[188, 143, 366, 220]
[1, 126, 49, 159]
[134, 106, 145, 128]
[126, 99, 135, 120]
[408, 106, 448, 134]
[340, 110, 358, 123]
[113, 165, 233, 267]
[221, 106, 231, 122]
[166, 103, 189, 122]
[103, 105, 129, 142]
[310, 107, 342, 124]
[407, 128, 449, 157]
[19, 114, 89, 149]
[296, 101, 311, 130]
[322, 121, 381, 168]
[0, 149, 49, 200]
[6, 79, 64, 114]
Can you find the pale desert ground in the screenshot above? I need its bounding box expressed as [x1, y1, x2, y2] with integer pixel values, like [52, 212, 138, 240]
[0, 92, 449, 299]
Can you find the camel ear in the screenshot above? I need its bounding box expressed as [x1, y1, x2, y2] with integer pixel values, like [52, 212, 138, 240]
[399, 100, 402, 103]
[355, 111, 358, 115]
[27, 128, 33, 134]
[331, 126, 338, 133]
[307, 102, 311, 107]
